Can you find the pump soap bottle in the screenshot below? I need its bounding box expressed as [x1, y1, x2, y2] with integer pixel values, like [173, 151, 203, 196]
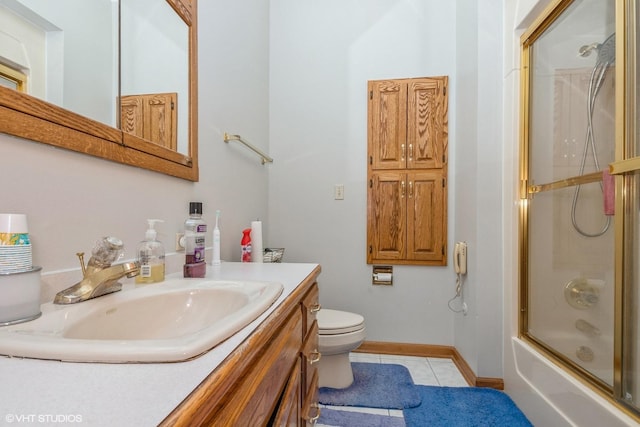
[136, 219, 165, 284]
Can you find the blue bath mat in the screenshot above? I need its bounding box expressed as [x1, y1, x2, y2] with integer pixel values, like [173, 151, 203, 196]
[318, 362, 422, 409]
[318, 408, 405, 427]
[403, 386, 533, 427]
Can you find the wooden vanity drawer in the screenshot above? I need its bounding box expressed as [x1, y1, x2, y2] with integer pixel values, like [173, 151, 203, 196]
[301, 283, 320, 334]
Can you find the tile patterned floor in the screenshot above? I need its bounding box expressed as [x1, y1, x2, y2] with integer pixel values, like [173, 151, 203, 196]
[318, 352, 469, 424]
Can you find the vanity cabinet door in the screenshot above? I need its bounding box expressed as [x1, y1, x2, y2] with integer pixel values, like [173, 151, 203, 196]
[272, 358, 302, 427]
[302, 371, 320, 426]
[205, 310, 302, 426]
[301, 283, 320, 333]
[302, 320, 320, 395]
[300, 283, 320, 426]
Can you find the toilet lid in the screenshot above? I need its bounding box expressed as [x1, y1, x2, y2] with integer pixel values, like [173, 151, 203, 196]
[317, 309, 365, 335]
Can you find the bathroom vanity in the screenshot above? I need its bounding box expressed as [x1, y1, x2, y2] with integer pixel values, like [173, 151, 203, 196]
[161, 264, 321, 425]
[0, 263, 321, 426]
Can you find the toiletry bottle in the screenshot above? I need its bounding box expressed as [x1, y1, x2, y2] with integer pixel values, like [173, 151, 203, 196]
[136, 219, 165, 284]
[241, 228, 252, 262]
[212, 210, 221, 266]
[184, 202, 207, 278]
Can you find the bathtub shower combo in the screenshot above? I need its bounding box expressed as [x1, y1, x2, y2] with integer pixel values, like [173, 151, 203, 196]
[520, 0, 640, 420]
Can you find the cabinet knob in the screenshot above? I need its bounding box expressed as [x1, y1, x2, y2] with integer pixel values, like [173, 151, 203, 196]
[305, 403, 321, 424]
[309, 350, 321, 365]
[309, 303, 321, 313]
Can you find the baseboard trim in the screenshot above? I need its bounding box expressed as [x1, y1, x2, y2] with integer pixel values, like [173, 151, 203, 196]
[355, 341, 504, 390]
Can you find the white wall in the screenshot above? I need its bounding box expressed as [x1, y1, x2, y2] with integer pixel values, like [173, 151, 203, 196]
[268, 0, 458, 346]
[452, 0, 504, 379]
[0, 0, 271, 297]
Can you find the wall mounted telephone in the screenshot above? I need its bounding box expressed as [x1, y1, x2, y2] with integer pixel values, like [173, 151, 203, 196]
[454, 242, 467, 275]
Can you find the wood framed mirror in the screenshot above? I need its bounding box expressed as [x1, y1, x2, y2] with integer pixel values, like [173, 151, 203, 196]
[0, 0, 198, 181]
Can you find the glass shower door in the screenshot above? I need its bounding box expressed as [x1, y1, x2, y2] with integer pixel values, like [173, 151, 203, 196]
[620, 172, 640, 408]
[618, 0, 640, 409]
[521, 0, 616, 390]
[522, 0, 640, 416]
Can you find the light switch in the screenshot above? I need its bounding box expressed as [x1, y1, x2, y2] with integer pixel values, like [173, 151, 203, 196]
[334, 184, 344, 200]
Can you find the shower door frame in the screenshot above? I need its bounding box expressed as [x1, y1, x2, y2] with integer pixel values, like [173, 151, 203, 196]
[519, 0, 640, 418]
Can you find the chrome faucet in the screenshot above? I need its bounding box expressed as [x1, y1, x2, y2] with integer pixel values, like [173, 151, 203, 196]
[54, 237, 140, 305]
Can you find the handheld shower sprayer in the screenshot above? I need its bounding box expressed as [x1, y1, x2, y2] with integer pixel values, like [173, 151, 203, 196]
[572, 33, 615, 238]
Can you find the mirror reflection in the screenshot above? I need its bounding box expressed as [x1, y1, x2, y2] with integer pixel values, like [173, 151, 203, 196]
[121, 0, 189, 154]
[0, 0, 190, 155]
[0, 0, 118, 127]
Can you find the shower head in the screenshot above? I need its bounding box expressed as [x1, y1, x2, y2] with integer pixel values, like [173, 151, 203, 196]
[578, 33, 615, 64]
[597, 33, 615, 65]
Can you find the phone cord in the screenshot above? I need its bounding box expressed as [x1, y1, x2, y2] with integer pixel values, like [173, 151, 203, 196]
[447, 273, 464, 313]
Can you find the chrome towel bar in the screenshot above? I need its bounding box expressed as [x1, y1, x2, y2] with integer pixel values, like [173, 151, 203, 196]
[223, 132, 273, 165]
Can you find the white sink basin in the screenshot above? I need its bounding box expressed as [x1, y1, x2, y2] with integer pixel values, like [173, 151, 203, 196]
[0, 279, 283, 363]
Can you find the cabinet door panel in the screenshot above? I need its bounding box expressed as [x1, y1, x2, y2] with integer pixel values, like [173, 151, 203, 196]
[368, 80, 407, 169]
[407, 78, 447, 169]
[120, 92, 177, 150]
[302, 371, 320, 426]
[368, 172, 406, 261]
[301, 284, 319, 335]
[208, 311, 302, 426]
[407, 171, 446, 262]
[272, 358, 302, 427]
[302, 320, 319, 396]
[145, 93, 177, 151]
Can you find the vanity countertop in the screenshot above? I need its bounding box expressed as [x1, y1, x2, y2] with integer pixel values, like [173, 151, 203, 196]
[0, 262, 320, 427]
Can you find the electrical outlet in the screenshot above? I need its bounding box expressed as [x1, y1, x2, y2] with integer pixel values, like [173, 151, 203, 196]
[334, 184, 344, 200]
[175, 233, 185, 251]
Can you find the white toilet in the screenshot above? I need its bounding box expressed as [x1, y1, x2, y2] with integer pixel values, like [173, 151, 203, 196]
[317, 308, 366, 389]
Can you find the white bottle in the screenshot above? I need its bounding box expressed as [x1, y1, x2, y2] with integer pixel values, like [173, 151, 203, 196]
[136, 219, 165, 284]
[212, 210, 221, 266]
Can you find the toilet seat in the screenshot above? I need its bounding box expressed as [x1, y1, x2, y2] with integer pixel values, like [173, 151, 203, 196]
[318, 309, 365, 335]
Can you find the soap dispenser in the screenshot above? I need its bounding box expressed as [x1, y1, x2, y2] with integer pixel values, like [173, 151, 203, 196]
[136, 219, 165, 284]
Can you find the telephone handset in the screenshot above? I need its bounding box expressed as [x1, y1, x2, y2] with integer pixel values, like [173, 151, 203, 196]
[454, 242, 467, 275]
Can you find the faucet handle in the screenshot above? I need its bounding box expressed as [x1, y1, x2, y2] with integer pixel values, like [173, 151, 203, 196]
[76, 252, 86, 277]
[91, 237, 124, 267]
